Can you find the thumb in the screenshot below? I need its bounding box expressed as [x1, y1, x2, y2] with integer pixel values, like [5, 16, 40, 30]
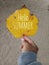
[21, 38, 25, 44]
[20, 38, 25, 49]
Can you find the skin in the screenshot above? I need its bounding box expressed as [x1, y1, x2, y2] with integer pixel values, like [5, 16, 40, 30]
[20, 35, 39, 54]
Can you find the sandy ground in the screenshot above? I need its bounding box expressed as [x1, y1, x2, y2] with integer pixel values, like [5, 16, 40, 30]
[0, 0, 49, 65]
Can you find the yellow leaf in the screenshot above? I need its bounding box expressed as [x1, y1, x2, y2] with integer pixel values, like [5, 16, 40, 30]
[6, 5, 39, 38]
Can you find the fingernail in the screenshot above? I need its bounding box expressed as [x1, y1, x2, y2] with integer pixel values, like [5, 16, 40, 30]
[21, 38, 24, 41]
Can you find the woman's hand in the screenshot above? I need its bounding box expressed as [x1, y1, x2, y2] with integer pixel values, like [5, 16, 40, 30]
[20, 35, 39, 54]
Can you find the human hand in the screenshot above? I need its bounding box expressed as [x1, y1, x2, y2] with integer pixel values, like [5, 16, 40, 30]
[20, 35, 39, 54]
